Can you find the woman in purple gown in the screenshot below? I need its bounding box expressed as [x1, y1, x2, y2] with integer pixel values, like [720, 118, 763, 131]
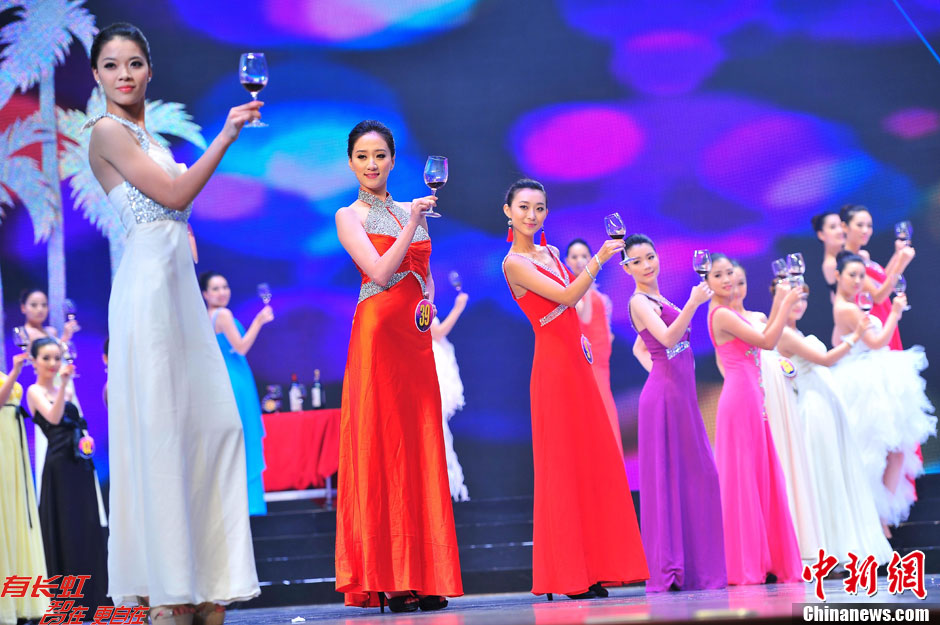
[624, 235, 727, 592]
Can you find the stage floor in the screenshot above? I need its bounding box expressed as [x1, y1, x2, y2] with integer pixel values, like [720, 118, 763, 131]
[226, 576, 939, 624]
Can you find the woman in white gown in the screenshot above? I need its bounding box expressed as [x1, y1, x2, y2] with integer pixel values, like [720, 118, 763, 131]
[723, 264, 822, 562]
[431, 292, 470, 501]
[829, 251, 936, 529]
[86, 23, 263, 625]
[776, 284, 892, 564]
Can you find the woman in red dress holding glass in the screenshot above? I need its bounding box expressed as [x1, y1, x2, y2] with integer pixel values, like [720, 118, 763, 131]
[334, 120, 462, 613]
[501, 179, 648, 599]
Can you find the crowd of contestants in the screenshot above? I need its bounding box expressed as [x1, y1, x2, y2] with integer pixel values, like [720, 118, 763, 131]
[1, 20, 938, 624]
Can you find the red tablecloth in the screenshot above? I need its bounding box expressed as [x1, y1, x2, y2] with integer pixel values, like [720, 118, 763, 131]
[262, 409, 340, 491]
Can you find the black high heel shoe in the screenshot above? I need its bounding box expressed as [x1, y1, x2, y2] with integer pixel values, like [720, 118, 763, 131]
[566, 590, 596, 600]
[589, 583, 609, 598]
[379, 592, 419, 613]
[418, 595, 448, 611]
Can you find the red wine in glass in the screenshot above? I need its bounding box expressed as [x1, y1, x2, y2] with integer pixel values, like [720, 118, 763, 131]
[239, 52, 268, 128]
[604, 213, 627, 264]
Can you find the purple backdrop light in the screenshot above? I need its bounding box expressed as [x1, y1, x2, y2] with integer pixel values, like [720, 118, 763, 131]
[171, 0, 479, 48]
[511, 105, 645, 182]
[196, 174, 268, 221]
[612, 31, 724, 95]
[883, 108, 940, 139]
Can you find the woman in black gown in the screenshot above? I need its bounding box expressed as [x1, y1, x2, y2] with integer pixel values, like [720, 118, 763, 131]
[26, 338, 110, 616]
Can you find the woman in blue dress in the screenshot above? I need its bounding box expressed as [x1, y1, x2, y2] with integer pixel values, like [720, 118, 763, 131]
[200, 271, 274, 515]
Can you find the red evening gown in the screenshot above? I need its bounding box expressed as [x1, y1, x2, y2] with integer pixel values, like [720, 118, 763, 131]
[503, 248, 648, 596]
[335, 191, 463, 607]
[579, 288, 624, 456]
[866, 260, 902, 351]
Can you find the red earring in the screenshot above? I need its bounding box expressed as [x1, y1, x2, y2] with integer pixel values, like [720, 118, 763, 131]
[539, 228, 546, 246]
[506, 219, 513, 243]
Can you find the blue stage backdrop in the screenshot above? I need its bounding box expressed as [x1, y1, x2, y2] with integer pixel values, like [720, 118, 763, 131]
[2, 0, 939, 493]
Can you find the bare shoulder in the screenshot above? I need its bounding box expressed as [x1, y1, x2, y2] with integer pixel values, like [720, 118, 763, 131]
[215, 307, 234, 319]
[335, 203, 368, 226]
[89, 116, 136, 147]
[859, 249, 871, 261]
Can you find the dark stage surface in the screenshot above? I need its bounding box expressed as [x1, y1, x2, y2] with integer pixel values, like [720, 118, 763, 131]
[225, 578, 940, 624]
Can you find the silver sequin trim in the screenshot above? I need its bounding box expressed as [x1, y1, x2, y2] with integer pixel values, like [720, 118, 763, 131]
[84, 113, 191, 225]
[539, 303, 568, 327]
[356, 189, 429, 304]
[666, 340, 690, 360]
[357, 270, 427, 304]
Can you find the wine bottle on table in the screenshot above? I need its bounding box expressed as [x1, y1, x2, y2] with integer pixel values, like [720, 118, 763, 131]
[289, 373, 305, 412]
[312, 368, 323, 409]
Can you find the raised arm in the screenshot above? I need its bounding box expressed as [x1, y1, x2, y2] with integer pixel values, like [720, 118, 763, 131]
[777, 318, 868, 367]
[629, 283, 711, 349]
[214, 307, 273, 356]
[504, 240, 624, 307]
[713, 287, 801, 349]
[431, 293, 468, 341]
[88, 101, 262, 211]
[26, 368, 73, 426]
[834, 296, 904, 350]
[0, 354, 27, 405]
[336, 197, 434, 287]
[633, 335, 653, 373]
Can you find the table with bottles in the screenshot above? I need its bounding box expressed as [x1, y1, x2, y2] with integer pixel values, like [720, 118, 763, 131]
[261, 408, 340, 492]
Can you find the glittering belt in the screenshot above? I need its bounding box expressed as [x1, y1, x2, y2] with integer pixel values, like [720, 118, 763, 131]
[666, 340, 690, 360]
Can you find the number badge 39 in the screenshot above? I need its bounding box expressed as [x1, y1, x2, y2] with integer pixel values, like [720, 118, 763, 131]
[415, 299, 434, 332]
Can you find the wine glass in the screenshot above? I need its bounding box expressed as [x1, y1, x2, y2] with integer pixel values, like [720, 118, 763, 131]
[448, 270, 462, 292]
[63, 341, 79, 378]
[894, 220, 913, 246]
[63, 298, 77, 322]
[856, 292, 874, 313]
[422, 156, 447, 218]
[239, 52, 268, 128]
[257, 283, 272, 305]
[771, 258, 787, 280]
[692, 250, 711, 281]
[12, 327, 28, 352]
[786, 252, 805, 288]
[603, 213, 627, 264]
[894, 274, 911, 311]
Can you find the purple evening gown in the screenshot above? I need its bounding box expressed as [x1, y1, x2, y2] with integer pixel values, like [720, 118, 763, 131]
[632, 294, 727, 592]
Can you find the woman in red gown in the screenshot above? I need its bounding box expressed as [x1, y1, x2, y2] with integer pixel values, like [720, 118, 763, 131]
[565, 239, 623, 457]
[501, 179, 649, 599]
[334, 121, 462, 612]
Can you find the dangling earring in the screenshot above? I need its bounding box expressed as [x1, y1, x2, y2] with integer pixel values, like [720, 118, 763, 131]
[506, 219, 513, 243]
[540, 227, 546, 246]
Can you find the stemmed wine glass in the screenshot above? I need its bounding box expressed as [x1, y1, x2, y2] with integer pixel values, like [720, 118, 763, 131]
[603, 213, 627, 264]
[448, 270, 462, 292]
[63, 298, 77, 322]
[895, 221, 913, 246]
[856, 292, 874, 313]
[771, 258, 787, 282]
[785, 253, 805, 288]
[257, 283, 272, 305]
[12, 326, 29, 353]
[239, 52, 268, 128]
[692, 250, 711, 281]
[894, 274, 911, 311]
[62, 341, 79, 378]
[422, 156, 447, 218]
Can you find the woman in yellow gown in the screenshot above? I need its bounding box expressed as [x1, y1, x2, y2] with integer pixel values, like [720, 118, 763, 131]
[0, 352, 49, 624]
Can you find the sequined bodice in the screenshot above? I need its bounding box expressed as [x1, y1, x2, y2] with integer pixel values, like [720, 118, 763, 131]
[84, 113, 192, 229]
[501, 248, 576, 329]
[629, 293, 691, 361]
[356, 189, 431, 304]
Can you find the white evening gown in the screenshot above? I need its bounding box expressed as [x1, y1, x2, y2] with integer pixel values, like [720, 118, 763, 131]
[789, 333, 892, 564]
[90, 113, 260, 606]
[431, 319, 469, 501]
[830, 316, 936, 526]
[755, 320, 823, 561]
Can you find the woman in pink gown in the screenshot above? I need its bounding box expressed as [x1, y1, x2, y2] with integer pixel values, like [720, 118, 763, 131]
[705, 255, 803, 585]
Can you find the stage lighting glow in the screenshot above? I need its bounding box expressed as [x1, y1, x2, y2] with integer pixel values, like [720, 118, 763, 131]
[612, 31, 724, 95]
